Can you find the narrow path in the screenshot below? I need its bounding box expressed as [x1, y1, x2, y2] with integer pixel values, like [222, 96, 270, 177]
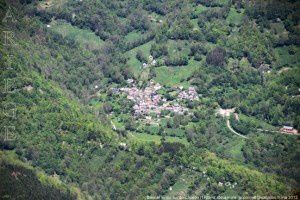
[257, 128, 300, 136]
[257, 129, 281, 133]
[111, 121, 117, 130]
[226, 119, 248, 139]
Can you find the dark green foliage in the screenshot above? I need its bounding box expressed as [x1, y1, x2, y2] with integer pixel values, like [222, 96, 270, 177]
[0, 0, 299, 198]
[206, 47, 226, 67]
[189, 43, 207, 57]
[136, 50, 148, 63]
[230, 115, 256, 135]
[242, 134, 300, 182]
[165, 55, 188, 66]
[0, 164, 76, 200]
[124, 32, 155, 51]
[150, 43, 168, 58]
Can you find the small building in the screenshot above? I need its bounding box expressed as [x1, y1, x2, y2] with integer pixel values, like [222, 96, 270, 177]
[280, 126, 298, 134]
[151, 59, 157, 66]
[24, 85, 33, 91]
[119, 142, 127, 150]
[127, 79, 134, 84]
[258, 64, 271, 74]
[142, 63, 148, 68]
[149, 55, 153, 62]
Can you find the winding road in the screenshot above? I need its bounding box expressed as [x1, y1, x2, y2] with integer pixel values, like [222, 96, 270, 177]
[226, 119, 248, 139]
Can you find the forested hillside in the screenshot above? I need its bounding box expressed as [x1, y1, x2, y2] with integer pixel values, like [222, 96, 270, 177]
[0, 0, 299, 199]
[0, 151, 83, 199]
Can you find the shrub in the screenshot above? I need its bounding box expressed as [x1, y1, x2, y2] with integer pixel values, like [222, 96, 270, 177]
[206, 47, 226, 66]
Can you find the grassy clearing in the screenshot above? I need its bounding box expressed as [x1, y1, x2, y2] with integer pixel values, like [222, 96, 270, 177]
[38, 0, 69, 10]
[270, 22, 286, 34]
[154, 59, 201, 87]
[110, 117, 125, 130]
[194, 4, 208, 15]
[167, 171, 197, 197]
[167, 39, 190, 57]
[274, 45, 300, 69]
[50, 20, 104, 50]
[128, 132, 189, 145]
[238, 114, 277, 131]
[227, 139, 245, 162]
[124, 31, 144, 43]
[126, 41, 154, 77]
[191, 19, 199, 29]
[226, 8, 244, 26]
[215, 0, 230, 6]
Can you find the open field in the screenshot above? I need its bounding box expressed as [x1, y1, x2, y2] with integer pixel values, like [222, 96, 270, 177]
[50, 20, 104, 50]
[128, 132, 189, 145]
[154, 59, 201, 87]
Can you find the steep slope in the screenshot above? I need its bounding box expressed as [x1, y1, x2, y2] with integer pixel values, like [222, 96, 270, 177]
[0, 0, 299, 199]
[0, 151, 84, 200]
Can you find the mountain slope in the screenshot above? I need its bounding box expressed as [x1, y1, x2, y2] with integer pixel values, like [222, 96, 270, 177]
[0, 0, 299, 199]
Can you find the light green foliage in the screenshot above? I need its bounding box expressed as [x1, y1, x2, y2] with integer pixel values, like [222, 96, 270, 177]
[127, 41, 154, 77]
[226, 8, 244, 26]
[274, 45, 300, 68]
[125, 31, 144, 43]
[0, 151, 85, 199]
[154, 60, 201, 87]
[128, 132, 189, 145]
[0, 0, 299, 198]
[194, 4, 208, 15]
[50, 20, 104, 50]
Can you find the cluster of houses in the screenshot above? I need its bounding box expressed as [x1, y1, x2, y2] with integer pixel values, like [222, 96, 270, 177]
[178, 86, 199, 100]
[120, 80, 198, 117]
[218, 181, 237, 189]
[142, 55, 157, 69]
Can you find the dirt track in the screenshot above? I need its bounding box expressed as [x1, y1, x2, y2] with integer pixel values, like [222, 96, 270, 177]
[226, 119, 248, 139]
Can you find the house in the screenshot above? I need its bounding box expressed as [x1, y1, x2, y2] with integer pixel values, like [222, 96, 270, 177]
[151, 59, 157, 66]
[280, 126, 298, 134]
[142, 63, 148, 68]
[110, 88, 119, 94]
[149, 55, 153, 62]
[24, 85, 33, 91]
[119, 142, 127, 150]
[127, 79, 135, 84]
[178, 87, 199, 100]
[258, 64, 271, 74]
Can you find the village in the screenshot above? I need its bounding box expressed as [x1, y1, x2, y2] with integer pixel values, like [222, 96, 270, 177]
[119, 79, 199, 120]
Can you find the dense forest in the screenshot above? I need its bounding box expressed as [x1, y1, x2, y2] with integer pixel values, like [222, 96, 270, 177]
[0, 0, 299, 199]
